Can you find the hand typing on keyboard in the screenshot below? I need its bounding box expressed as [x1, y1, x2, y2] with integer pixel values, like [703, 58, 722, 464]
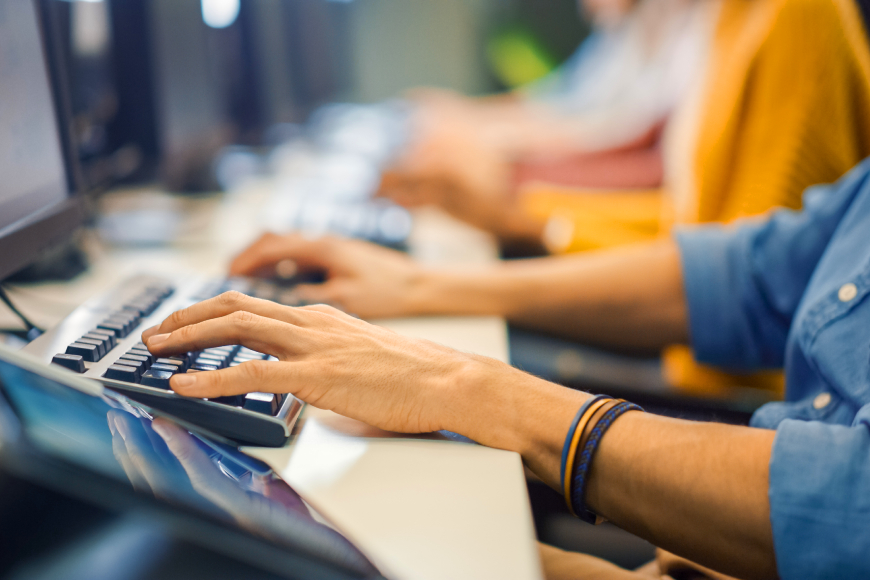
[142, 291, 494, 435]
[228, 233, 423, 320]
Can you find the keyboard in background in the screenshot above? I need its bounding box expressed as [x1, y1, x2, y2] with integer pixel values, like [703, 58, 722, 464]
[23, 274, 309, 447]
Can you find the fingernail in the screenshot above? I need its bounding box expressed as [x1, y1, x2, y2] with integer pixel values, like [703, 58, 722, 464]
[147, 333, 170, 347]
[172, 373, 197, 389]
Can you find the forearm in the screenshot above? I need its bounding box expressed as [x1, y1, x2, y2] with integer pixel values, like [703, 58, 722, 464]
[412, 238, 688, 351]
[587, 412, 777, 579]
[449, 366, 776, 580]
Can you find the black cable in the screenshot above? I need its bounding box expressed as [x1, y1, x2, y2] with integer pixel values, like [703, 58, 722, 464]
[0, 286, 43, 340]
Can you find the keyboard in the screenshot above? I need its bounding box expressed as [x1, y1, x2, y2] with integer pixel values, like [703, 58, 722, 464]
[23, 274, 308, 447]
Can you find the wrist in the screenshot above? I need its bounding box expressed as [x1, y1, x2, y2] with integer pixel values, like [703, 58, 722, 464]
[408, 267, 517, 318]
[404, 268, 446, 315]
[438, 354, 591, 488]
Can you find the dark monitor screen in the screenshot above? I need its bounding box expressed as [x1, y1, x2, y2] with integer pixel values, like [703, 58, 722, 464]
[0, 0, 83, 282]
[0, 347, 382, 579]
[0, 1, 69, 231]
[148, 0, 234, 191]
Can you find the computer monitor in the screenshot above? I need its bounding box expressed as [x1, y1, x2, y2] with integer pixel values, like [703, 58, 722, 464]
[38, 0, 156, 191]
[41, 0, 236, 193]
[148, 0, 235, 191]
[0, 0, 85, 283]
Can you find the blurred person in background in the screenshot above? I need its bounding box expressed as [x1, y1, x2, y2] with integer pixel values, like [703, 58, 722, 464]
[403, 0, 709, 174]
[378, 0, 870, 397]
[382, 0, 709, 235]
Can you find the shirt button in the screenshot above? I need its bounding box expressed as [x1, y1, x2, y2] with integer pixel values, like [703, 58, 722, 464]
[813, 392, 832, 409]
[838, 283, 858, 302]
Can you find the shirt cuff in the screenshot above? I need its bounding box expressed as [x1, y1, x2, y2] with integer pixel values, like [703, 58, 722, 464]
[769, 419, 870, 579]
[674, 227, 746, 367]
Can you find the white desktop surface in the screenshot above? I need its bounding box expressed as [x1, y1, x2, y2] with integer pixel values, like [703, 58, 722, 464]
[247, 410, 539, 580]
[3, 183, 541, 579]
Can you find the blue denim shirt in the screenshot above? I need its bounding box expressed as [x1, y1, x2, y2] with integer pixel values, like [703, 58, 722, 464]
[676, 158, 870, 579]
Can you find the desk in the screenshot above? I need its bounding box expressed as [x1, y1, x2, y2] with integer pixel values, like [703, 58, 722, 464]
[7, 182, 541, 580]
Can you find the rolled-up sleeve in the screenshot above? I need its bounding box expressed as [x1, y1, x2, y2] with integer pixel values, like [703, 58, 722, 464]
[674, 159, 870, 369]
[769, 415, 870, 579]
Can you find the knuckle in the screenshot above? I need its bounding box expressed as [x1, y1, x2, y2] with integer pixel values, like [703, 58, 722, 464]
[168, 308, 188, 328]
[176, 324, 201, 345]
[217, 290, 247, 309]
[229, 309, 257, 327]
[305, 303, 342, 316]
[208, 370, 229, 395]
[243, 360, 273, 383]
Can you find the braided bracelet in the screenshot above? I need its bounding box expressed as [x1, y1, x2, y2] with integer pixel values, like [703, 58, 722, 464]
[560, 395, 611, 500]
[562, 396, 612, 514]
[570, 400, 644, 524]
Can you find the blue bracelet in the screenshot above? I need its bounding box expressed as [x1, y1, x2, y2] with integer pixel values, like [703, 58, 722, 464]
[571, 400, 644, 524]
[560, 395, 610, 490]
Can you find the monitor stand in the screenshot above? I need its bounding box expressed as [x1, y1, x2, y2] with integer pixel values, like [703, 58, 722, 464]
[5, 239, 88, 283]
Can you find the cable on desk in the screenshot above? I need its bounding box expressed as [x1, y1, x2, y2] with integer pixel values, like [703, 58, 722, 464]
[0, 286, 43, 341]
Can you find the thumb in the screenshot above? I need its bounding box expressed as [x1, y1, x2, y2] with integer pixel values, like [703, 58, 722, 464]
[170, 360, 294, 399]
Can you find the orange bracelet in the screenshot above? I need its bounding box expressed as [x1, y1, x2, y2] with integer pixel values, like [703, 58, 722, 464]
[563, 397, 611, 514]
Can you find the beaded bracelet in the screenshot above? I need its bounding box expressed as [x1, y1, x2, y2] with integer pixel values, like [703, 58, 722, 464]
[570, 400, 644, 524]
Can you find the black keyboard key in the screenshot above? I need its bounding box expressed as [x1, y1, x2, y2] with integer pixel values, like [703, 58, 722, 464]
[97, 321, 127, 338]
[76, 338, 106, 359]
[104, 364, 139, 383]
[119, 353, 149, 365]
[107, 316, 137, 335]
[156, 358, 186, 372]
[197, 354, 227, 368]
[243, 392, 279, 415]
[169, 354, 191, 367]
[66, 342, 100, 362]
[88, 329, 117, 349]
[133, 342, 148, 350]
[51, 354, 85, 373]
[117, 356, 149, 375]
[141, 369, 174, 389]
[145, 285, 174, 299]
[122, 300, 154, 316]
[128, 349, 154, 364]
[191, 363, 219, 372]
[120, 306, 145, 319]
[200, 349, 229, 359]
[83, 332, 114, 351]
[150, 363, 179, 375]
[238, 347, 266, 359]
[206, 345, 236, 354]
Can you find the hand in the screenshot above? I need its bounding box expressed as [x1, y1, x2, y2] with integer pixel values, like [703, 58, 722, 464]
[142, 293, 481, 434]
[229, 233, 424, 319]
[377, 124, 520, 236]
